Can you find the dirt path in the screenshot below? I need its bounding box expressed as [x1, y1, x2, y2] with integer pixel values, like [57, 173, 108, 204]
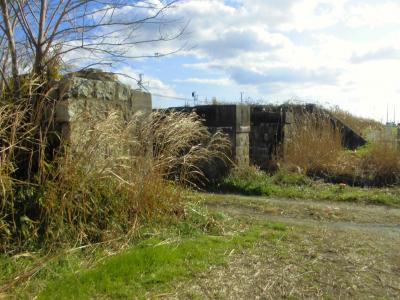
[205, 194, 400, 238]
[167, 194, 400, 299]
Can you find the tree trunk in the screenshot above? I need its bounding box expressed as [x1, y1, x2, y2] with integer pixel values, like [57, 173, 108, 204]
[33, 0, 47, 77]
[0, 0, 20, 96]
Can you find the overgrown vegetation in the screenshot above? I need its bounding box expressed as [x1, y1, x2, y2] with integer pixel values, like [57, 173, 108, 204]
[0, 101, 229, 253]
[283, 112, 343, 175]
[0, 0, 191, 255]
[281, 111, 400, 186]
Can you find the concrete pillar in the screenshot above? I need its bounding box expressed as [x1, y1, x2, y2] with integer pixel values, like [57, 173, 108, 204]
[234, 105, 250, 167]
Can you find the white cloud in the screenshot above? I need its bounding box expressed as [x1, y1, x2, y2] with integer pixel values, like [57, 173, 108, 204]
[116, 66, 178, 97]
[70, 0, 400, 121]
[175, 77, 231, 85]
[198, 28, 290, 58]
[229, 66, 338, 85]
[346, 2, 400, 28]
[351, 47, 400, 63]
[280, 0, 346, 32]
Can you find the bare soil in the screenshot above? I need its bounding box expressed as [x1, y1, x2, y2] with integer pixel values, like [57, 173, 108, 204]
[165, 194, 400, 299]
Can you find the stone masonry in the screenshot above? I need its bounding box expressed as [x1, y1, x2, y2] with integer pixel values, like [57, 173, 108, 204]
[53, 69, 152, 144]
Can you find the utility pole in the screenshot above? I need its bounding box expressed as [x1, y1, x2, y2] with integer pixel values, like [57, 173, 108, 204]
[138, 74, 144, 90]
[191, 91, 198, 106]
[387, 103, 389, 125]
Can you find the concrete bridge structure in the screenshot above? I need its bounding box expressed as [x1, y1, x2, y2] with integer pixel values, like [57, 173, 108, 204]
[48, 70, 366, 172]
[171, 104, 367, 170]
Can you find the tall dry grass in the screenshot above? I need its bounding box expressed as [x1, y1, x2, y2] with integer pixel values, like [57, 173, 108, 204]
[148, 111, 230, 185]
[0, 102, 39, 251]
[281, 111, 400, 186]
[358, 141, 400, 185]
[283, 112, 343, 174]
[0, 106, 230, 252]
[331, 107, 383, 137]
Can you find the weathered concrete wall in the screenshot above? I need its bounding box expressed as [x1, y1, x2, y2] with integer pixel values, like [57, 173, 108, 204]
[173, 103, 367, 172]
[250, 106, 285, 169]
[54, 69, 151, 144]
[251, 104, 367, 169]
[329, 116, 366, 150]
[169, 105, 251, 167]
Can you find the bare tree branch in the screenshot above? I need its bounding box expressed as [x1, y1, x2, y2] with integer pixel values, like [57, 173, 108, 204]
[0, 0, 186, 100]
[0, 0, 20, 90]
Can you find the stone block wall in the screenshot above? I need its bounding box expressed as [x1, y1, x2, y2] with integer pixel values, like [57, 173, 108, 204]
[53, 70, 151, 144]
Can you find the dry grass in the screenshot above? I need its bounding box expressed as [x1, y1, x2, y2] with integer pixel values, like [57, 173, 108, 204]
[0, 105, 230, 252]
[358, 142, 400, 185]
[280, 110, 400, 186]
[331, 106, 383, 137]
[283, 112, 343, 174]
[145, 110, 230, 185]
[0, 102, 38, 251]
[323, 141, 400, 186]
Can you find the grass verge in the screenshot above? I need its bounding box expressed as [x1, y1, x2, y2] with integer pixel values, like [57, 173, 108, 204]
[215, 167, 400, 207]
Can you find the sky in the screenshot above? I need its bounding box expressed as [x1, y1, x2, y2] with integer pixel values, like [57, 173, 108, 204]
[96, 0, 400, 122]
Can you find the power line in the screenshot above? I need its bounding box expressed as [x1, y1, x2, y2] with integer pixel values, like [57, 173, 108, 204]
[151, 93, 193, 102]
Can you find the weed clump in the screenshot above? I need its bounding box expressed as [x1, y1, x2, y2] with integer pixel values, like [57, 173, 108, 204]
[358, 142, 400, 185]
[272, 169, 312, 186]
[217, 165, 277, 196]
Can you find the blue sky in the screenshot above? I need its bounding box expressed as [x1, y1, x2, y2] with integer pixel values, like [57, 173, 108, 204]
[76, 0, 400, 122]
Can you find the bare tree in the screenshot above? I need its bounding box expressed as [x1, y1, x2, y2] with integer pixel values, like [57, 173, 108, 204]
[0, 0, 186, 182]
[0, 0, 185, 95]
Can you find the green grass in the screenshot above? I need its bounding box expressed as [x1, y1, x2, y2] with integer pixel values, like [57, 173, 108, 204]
[39, 231, 262, 299]
[1, 201, 286, 299]
[216, 169, 400, 207]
